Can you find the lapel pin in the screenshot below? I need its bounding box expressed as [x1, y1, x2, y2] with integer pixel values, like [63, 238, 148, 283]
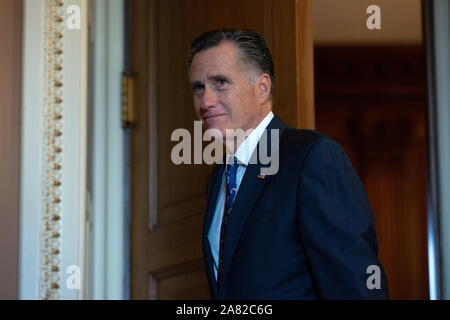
[257, 174, 265, 179]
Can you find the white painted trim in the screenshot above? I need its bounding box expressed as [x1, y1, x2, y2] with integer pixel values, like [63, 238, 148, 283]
[424, 0, 450, 300]
[89, 0, 107, 299]
[19, 0, 44, 299]
[87, 0, 125, 299]
[78, 0, 89, 300]
[105, 0, 125, 299]
[431, 0, 450, 300]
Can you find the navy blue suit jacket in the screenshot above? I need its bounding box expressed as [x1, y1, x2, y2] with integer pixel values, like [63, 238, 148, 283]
[202, 114, 389, 299]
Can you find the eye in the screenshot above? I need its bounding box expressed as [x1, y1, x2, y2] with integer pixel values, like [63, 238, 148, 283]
[216, 78, 229, 87]
[193, 84, 204, 93]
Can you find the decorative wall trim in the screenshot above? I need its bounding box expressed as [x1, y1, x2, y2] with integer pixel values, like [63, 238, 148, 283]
[39, 0, 65, 300]
[20, 0, 88, 300]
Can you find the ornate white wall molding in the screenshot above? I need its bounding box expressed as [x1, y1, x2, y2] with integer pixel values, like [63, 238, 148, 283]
[40, 0, 65, 300]
[20, 0, 88, 299]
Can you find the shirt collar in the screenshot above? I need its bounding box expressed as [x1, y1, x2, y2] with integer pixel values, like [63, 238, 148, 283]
[226, 111, 274, 166]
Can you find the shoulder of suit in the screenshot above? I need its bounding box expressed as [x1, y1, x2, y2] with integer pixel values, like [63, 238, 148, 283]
[277, 128, 345, 174]
[280, 127, 332, 151]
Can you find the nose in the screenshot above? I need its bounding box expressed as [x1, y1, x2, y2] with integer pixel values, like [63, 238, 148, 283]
[200, 87, 217, 111]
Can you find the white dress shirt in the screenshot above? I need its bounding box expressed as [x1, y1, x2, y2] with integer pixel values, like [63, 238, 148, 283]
[207, 111, 274, 280]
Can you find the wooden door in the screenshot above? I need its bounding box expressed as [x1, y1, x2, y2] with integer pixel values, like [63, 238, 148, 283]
[129, 0, 314, 299]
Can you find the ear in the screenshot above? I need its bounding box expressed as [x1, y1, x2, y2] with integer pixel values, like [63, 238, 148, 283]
[255, 73, 271, 104]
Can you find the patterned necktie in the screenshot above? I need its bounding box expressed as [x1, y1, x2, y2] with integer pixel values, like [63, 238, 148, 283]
[217, 156, 239, 287]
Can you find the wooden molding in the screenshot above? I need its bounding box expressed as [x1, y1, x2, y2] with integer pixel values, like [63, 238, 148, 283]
[264, 0, 315, 129]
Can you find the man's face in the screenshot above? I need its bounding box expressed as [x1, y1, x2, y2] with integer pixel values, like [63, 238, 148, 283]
[189, 41, 263, 137]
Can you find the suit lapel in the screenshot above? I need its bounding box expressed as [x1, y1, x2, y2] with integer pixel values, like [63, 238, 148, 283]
[218, 115, 286, 295]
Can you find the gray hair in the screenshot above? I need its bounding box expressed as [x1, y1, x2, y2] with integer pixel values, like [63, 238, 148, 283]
[187, 29, 274, 100]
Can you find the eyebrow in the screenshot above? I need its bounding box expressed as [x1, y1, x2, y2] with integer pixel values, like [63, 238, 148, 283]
[190, 81, 203, 90]
[209, 74, 230, 82]
[190, 74, 232, 89]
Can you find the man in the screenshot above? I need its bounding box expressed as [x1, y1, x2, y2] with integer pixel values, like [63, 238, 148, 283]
[188, 29, 389, 299]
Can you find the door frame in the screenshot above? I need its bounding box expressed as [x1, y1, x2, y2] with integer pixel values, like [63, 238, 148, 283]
[86, 0, 128, 299]
[423, 0, 450, 300]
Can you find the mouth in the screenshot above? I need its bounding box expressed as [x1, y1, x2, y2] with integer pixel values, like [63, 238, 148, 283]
[203, 114, 226, 121]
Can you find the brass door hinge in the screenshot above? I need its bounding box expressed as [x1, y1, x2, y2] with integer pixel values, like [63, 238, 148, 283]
[121, 73, 136, 128]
